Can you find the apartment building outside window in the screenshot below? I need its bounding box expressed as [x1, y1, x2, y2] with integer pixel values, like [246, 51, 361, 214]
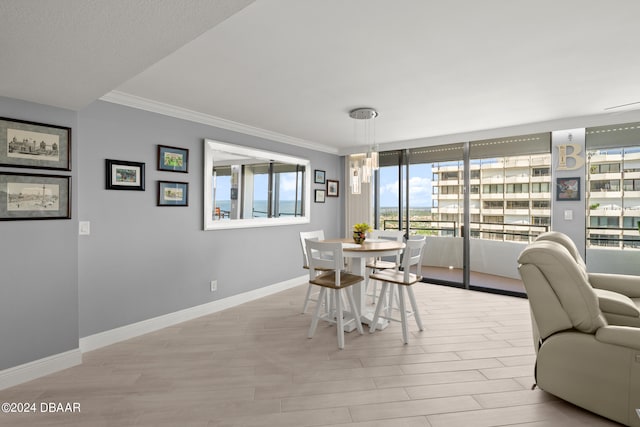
[586, 122, 640, 253]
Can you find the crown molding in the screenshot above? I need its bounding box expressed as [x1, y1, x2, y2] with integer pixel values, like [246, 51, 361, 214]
[100, 91, 340, 155]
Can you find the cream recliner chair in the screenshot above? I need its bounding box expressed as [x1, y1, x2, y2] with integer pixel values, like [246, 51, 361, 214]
[535, 231, 640, 328]
[518, 239, 640, 426]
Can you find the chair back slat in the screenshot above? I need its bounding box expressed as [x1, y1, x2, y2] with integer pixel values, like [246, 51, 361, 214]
[299, 230, 325, 268]
[306, 240, 344, 286]
[402, 236, 426, 282]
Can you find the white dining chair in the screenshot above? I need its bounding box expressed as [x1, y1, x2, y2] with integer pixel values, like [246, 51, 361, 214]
[305, 239, 364, 349]
[299, 230, 331, 314]
[365, 229, 404, 303]
[369, 235, 426, 344]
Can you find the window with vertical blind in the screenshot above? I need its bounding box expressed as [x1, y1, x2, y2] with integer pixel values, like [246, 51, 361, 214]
[468, 132, 551, 241]
[586, 122, 640, 249]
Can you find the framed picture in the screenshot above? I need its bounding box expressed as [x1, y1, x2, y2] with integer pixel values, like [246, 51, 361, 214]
[556, 177, 580, 201]
[158, 145, 189, 173]
[158, 181, 189, 206]
[0, 117, 71, 170]
[314, 189, 326, 203]
[314, 169, 326, 184]
[0, 172, 70, 220]
[327, 179, 339, 197]
[106, 159, 145, 191]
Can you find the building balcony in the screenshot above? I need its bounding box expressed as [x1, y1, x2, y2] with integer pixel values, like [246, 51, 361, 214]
[436, 194, 461, 200]
[588, 191, 622, 198]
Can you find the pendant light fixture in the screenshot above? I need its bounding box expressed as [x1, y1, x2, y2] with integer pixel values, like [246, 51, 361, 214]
[349, 107, 379, 194]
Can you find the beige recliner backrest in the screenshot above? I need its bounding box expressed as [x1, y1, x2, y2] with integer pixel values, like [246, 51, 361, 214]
[535, 231, 587, 271]
[518, 240, 607, 340]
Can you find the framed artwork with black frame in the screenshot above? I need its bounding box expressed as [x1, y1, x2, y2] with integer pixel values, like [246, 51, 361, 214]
[106, 159, 145, 191]
[314, 169, 326, 184]
[157, 145, 189, 173]
[556, 177, 580, 201]
[314, 189, 326, 203]
[327, 179, 339, 197]
[157, 181, 189, 206]
[0, 172, 71, 220]
[0, 117, 71, 171]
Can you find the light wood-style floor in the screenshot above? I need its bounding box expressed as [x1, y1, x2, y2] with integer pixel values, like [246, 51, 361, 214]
[0, 282, 621, 426]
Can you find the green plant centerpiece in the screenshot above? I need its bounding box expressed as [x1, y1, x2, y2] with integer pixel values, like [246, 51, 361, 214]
[353, 222, 372, 244]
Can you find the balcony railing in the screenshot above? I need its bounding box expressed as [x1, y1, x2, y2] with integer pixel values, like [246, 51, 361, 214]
[587, 226, 640, 248]
[381, 219, 548, 242]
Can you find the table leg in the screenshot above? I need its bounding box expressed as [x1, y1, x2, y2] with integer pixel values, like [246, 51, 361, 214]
[349, 257, 389, 332]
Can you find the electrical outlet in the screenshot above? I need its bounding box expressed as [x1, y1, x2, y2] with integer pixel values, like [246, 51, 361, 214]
[210, 280, 218, 292]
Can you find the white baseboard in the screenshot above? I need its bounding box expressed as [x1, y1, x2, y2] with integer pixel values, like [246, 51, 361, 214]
[79, 275, 306, 352]
[0, 349, 82, 391]
[0, 276, 306, 390]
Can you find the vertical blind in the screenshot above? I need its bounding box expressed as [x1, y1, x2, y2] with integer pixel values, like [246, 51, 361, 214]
[586, 122, 640, 149]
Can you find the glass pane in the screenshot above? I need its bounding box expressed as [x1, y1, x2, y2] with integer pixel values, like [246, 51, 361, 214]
[586, 146, 640, 274]
[275, 169, 302, 217]
[378, 164, 401, 230]
[250, 164, 269, 218]
[212, 166, 232, 220]
[420, 159, 464, 284]
[467, 153, 551, 294]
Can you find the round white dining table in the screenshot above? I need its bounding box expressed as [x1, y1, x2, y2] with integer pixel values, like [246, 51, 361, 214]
[323, 238, 406, 331]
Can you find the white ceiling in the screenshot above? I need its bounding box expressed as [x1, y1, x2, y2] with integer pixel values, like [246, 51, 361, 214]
[3, 0, 640, 155]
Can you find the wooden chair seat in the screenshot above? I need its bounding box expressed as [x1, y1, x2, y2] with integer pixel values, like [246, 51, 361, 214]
[310, 271, 364, 289]
[370, 270, 422, 286]
[366, 259, 397, 270]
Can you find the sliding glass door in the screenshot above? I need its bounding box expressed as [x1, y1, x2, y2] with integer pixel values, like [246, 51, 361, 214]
[374, 134, 551, 295]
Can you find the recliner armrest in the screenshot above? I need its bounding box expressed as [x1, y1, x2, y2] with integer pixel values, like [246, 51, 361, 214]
[594, 288, 640, 317]
[589, 272, 640, 298]
[595, 325, 640, 351]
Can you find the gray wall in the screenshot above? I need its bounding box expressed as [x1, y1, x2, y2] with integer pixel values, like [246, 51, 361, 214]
[0, 97, 78, 370]
[77, 101, 343, 337]
[0, 96, 342, 372]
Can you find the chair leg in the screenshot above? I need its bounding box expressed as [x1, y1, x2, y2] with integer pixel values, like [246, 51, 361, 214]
[308, 287, 326, 339]
[302, 284, 313, 314]
[336, 289, 345, 350]
[346, 287, 363, 335]
[397, 285, 409, 344]
[370, 282, 389, 333]
[386, 283, 396, 320]
[407, 286, 423, 331]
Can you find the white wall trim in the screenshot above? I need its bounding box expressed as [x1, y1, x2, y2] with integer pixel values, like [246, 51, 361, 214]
[100, 91, 338, 155]
[79, 275, 307, 352]
[0, 349, 82, 391]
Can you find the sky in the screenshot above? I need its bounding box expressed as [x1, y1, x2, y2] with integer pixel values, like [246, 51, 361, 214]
[379, 163, 433, 207]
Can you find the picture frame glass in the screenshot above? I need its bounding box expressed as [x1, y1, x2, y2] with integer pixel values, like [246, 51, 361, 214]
[158, 145, 189, 173]
[314, 169, 326, 184]
[158, 181, 188, 206]
[0, 172, 70, 220]
[0, 117, 71, 170]
[556, 177, 580, 201]
[106, 159, 145, 191]
[327, 180, 339, 197]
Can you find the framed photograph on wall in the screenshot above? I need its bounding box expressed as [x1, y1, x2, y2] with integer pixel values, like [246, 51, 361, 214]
[327, 179, 339, 197]
[0, 117, 71, 170]
[157, 181, 189, 206]
[157, 145, 189, 173]
[0, 172, 71, 220]
[314, 189, 326, 203]
[314, 169, 326, 184]
[556, 177, 580, 201]
[106, 159, 145, 191]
